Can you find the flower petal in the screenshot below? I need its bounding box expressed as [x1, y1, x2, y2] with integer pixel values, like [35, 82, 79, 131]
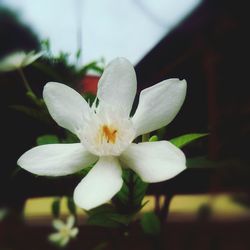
[59, 236, 70, 247]
[70, 228, 79, 238]
[66, 215, 75, 229]
[132, 79, 187, 137]
[48, 232, 62, 242]
[52, 219, 64, 230]
[23, 51, 43, 67]
[43, 82, 90, 136]
[120, 141, 186, 183]
[0, 51, 25, 72]
[73, 156, 123, 210]
[17, 143, 98, 176]
[97, 57, 137, 117]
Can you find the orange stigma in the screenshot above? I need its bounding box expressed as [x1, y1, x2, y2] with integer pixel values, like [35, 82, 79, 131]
[102, 125, 117, 144]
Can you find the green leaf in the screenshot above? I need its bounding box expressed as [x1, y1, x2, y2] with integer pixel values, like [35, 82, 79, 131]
[36, 134, 60, 145]
[67, 197, 76, 215]
[62, 131, 79, 143]
[87, 204, 132, 228]
[87, 204, 120, 228]
[156, 126, 167, 139]
[51, 198, 61, 218]
[10, 105, 52, 124]
[26, 91, 44, 107]
[76, 49, 81, 60]
[114, 169, 148, 213]
[149, 135, 158, 142]
[79, 61, 104, 76]
[170, 133, 208, 148]
[140, 212, 161, 235]
[87, 204, 115, 216]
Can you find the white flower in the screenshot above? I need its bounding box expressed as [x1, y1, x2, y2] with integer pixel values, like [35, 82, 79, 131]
[17, 57, 187, 210]
[0, 50, 42, 72]
[48, 215, 78, 247]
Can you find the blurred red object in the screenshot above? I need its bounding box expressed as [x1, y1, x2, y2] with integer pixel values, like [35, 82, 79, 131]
[80, 75, 100, 95]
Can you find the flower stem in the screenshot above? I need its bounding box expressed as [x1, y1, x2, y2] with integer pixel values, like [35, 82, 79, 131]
[142, 133, 150, 142]
[17, 68, 34, 94]
[17, 68, 43, 107]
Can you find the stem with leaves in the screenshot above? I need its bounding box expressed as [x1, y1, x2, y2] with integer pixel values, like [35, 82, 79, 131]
[17, 68, 45, 107]
[17, 68, 33, 94]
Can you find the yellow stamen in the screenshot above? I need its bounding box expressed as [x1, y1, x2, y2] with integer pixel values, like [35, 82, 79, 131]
[102, 125, 117, 144]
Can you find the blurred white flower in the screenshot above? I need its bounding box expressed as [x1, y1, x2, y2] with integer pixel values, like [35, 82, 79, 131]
[0, 50, 42, 72]
[48, 215, 78, 248]
[18, 57, 187, 210]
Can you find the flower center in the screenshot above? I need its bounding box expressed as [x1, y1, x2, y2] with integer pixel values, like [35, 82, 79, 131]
[80, 105, 136, 156]
[60, 227, 70, 237]
[101, 125, 117, 144]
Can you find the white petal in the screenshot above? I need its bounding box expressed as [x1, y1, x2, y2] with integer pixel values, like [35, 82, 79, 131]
[132, 79, 187, 137]
[66, 215, 75, 229]
[120, 141, 186, 183]
[48, 232, 62, 242]
[43, 82, 90, 136]
[0, 51, 25, 71]
[59, 236, 70, 247]
[17, 143, 98, 176]
[23, 51, 43, 67]
[70, 228, 79, 238]
[73, 156, 123, 210]
[97, 57, 137, 117]
[52, 219, 64, 230]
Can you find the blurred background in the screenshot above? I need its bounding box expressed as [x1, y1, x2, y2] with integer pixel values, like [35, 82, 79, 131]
[0, 0, 250, 249]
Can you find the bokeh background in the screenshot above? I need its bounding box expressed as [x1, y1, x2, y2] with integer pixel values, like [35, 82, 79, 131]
[1, 0, 250, 249]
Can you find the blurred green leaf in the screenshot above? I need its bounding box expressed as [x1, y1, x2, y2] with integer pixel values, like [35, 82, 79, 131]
[156, 126, 167, 139]
[67, 197, 76, 215]
[36, 134, 59, 145]
[133, 175, 148, 206]
[140, 212, 161, 235]
[51, 198, 61, 218]
[170, 133, 208, 148]
[62, 131, 79, 143]
[149, 135, 158, 142]
[76, 49, 81, 60]
[10, 105, 52, 124]
[87, 204, 129, 228]
[26, 91, 44, 107]
[79, 61, 104, 76]
[82, 92, 97, 107]
[114, 169, 148, 213]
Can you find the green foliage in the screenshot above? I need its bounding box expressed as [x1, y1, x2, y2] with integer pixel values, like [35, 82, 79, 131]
[87, 204, 132, 228]
[142, 133, 150, 142]
[113, 169, 148, 213]
[79, 61, 104, 76]
[82, 92, 97, 107]
[140, 212, 161, 236]
[61, 131, 79, 143]
[86, 170, 148, 229]
[149, 135, 158, 142]
[36, 134, 60, 145]
[10, 105, 53, 125]
[75, 49, 81, 61]
[26, 91, 44, 107]
[51, 197, 61, 218]
[67, 197, 76, 215]
[156, 126, 167, 139]
[170, 133, 208, 148]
